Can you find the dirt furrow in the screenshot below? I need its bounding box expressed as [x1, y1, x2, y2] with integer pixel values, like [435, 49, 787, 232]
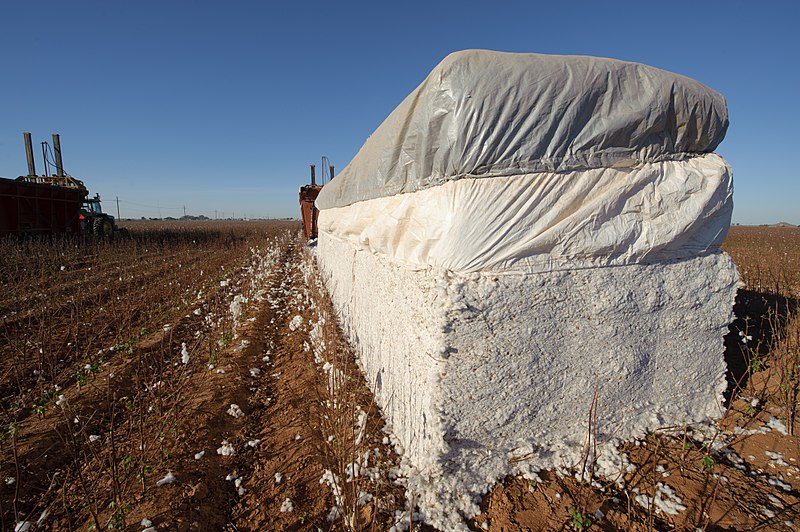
[222, 238, 333, 530]
[0, 224, 299, 530]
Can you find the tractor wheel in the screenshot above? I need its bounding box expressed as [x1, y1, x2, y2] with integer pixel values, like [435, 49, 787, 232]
[93, 217, 114, 238]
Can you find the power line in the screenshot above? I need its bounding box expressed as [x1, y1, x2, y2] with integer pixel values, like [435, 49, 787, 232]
[117, 199, 184, 211]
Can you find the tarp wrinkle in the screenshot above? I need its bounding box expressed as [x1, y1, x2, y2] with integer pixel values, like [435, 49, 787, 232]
[316, 50, 732, 274]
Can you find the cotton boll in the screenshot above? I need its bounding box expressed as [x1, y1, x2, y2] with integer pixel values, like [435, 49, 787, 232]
[217, 441, 235, 456]
[156, 471, 176, 487]
[327, 506, 342, 522]
[289, 315, 303, 331]
[767, 417, 789, 435]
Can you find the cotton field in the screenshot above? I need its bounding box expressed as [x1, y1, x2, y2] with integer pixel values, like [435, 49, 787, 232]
[1, 221, 798, 531]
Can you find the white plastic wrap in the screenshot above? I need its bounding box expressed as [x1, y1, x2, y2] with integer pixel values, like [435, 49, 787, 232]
[316, 50, 728, 211]
[319, 154, 732, 273]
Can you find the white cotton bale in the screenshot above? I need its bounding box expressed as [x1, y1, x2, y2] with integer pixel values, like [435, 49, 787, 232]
[317, 227, 738, 529]
[312, 49, 738, 529]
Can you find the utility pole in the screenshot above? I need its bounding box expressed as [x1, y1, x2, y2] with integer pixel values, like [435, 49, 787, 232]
[116, 196, 120, 220]
[215, 209, 217, 219]
[183, 205, 186, 217]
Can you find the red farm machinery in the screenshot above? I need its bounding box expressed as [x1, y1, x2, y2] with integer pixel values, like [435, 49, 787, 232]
[0, 132, 119, 237]
[299, 158, 333, 240]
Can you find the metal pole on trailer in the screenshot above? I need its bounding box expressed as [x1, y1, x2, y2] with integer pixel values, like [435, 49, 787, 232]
[52, 134, 65, 177]
[41, 142, 50, 177]
[23, 132, 36, 176]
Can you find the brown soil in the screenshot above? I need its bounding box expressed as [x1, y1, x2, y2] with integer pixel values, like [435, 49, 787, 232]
[2, 223, 798, 531]
[2, 223, 407, 531]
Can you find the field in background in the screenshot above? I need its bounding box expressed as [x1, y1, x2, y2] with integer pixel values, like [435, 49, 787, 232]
[724, 225, 800, 297]
[0, 222, 798, 531]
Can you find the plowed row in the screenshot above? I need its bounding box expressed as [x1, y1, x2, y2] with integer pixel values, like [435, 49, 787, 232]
[2, 222, 798, 531]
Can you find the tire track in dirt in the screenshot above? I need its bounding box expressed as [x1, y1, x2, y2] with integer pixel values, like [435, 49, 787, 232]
[225, 237, 332, 530]
[3, 229, 410, 530]
[101, 233, 335, 530]
[1, 227, 297, 529]
[222, 239, 410, 531]
[108, 238, 305, 531]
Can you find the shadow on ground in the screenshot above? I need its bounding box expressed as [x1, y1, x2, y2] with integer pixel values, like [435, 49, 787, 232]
[723, 288, 798, 403]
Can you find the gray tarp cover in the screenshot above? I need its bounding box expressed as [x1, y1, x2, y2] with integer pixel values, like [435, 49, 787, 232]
[316, 50, 728, 210]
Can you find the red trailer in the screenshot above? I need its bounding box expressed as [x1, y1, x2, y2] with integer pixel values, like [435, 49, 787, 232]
[0, 132, 119, 238]
[0, 176, 84, 236]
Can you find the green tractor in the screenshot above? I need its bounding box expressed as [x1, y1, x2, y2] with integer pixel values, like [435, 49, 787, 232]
[80, 193, 117, 237]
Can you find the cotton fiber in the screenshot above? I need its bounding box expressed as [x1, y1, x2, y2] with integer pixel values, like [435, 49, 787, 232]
[315, 50, 738, 529]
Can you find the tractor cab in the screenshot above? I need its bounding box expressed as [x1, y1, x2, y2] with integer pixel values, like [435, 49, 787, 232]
[82, 193, 105, 215]
[79, 193, 116, 236]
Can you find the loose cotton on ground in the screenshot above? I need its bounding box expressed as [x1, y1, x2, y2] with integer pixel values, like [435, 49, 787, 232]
[314, 50, 739, 529]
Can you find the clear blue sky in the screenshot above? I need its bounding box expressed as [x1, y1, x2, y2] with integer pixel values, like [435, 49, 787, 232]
[1, 1, 797, 223]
